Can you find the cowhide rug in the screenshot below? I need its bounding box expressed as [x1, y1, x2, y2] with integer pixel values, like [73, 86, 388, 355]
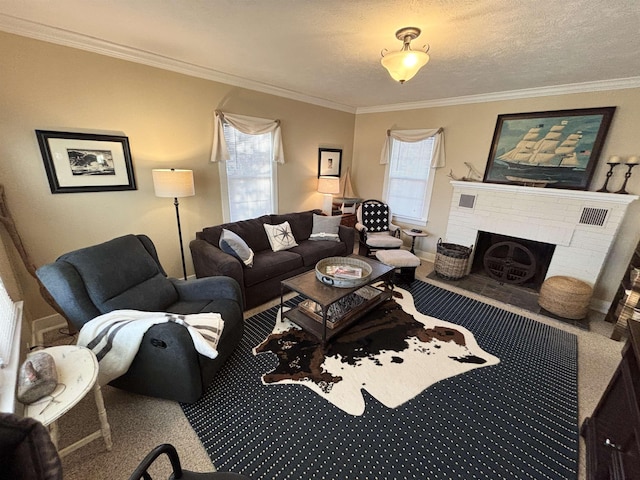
[253, 287, 500, 416]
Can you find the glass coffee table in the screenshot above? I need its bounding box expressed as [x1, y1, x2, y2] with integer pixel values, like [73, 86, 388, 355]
[280, 255, 394, 344]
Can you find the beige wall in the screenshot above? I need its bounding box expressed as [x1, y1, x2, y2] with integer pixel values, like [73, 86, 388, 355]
[2, 30, 638, 321]
[352, 91, 640, 304]
[0, 32, 355, 320]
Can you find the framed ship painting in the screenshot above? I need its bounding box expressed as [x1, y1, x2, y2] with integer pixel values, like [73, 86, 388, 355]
[483, 107, 616, 190]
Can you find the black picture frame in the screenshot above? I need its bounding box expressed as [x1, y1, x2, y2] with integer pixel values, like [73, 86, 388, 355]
[317, 148, 342, 178]
[483, 106, 616, 190]
[36, 130, 137, 193]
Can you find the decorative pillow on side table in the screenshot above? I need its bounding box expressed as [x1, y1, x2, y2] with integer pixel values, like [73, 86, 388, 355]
[16, 352, 58, 404]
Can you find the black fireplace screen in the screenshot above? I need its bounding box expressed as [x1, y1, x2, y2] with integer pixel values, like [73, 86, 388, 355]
[472, 232, 556, 290]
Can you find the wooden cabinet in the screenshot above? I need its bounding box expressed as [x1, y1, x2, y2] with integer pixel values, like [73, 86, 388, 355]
[581, 319, 640, 479]
[608, 239, 640, 340]
[339, 213, 357, 228]
[605, 242, 640, 340]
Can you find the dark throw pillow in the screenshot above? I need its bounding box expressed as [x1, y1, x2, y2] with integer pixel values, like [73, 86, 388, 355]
[362, 203, 390, 232]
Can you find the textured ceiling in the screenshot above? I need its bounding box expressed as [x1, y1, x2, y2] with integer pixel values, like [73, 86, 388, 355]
[1, 0, 640, 112]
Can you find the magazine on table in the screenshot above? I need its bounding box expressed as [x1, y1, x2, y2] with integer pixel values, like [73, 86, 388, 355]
[325, 265, 362, 279]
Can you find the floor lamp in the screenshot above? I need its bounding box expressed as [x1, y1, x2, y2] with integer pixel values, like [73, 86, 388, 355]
[317, 176, 340, 215]
[152, 169, 195, 280]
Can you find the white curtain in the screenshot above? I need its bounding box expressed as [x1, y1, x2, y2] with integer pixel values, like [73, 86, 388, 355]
[211, 110, 285, 164]
[380, 128, 445, 167]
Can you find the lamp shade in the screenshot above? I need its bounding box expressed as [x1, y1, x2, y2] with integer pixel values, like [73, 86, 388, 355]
[317, 176, 340, 194]
[152, 169, 195, 198]
[381, 50, 430, 83]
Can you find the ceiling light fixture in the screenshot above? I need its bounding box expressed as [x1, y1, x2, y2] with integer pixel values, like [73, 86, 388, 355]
[381, 27, 430, 84]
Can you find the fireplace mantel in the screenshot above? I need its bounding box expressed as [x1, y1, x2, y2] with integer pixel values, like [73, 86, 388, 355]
[445, 181, 638, 293]
[450, 181, 638, 205]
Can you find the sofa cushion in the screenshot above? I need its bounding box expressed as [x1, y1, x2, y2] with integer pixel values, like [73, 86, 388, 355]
[309, 214, 341, 242]
[219, 229, 254, 267]
[289, 239, 349, 267]
[243, 250, 304, 287]
[264, 221, 298, 252]
[270, 210, 317, 241]
[198, 215, 271, 253]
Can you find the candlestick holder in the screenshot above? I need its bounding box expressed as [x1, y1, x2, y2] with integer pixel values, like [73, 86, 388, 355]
[614, 163, 638, 194]
[597, 162, 620, 192]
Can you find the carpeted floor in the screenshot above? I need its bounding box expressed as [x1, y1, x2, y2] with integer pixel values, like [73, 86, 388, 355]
[181, 280, 579, 480]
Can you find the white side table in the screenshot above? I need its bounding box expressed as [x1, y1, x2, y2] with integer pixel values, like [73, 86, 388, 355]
[402, 229, 430, 254]
[23, 345, 112, 457]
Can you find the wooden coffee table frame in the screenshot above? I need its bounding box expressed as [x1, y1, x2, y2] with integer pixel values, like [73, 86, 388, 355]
[280, 255, 394, 344]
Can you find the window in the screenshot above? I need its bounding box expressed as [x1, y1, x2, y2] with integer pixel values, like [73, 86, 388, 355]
[220, 124, 277, 222]
[384, 136, 436, 225]
[0, 275, 22, 413]
[0, 277, 18, 368]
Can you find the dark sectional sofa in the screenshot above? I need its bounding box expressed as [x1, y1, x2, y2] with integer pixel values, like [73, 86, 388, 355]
[190, 209, 355, 310]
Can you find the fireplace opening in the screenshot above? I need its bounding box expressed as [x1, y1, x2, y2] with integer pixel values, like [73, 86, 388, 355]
[471, 232, 556, 291]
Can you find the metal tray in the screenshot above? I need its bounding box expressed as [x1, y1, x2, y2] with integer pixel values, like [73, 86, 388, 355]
[315, 256, 372, 288]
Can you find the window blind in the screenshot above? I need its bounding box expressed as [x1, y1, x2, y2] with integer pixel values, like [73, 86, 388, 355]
[222, 123, 275, 222]
[0, 277, 17, 368]
[386, 136, 435, 223]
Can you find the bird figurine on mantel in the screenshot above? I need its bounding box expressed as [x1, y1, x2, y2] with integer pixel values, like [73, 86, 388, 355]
[448, 162, 483, 182]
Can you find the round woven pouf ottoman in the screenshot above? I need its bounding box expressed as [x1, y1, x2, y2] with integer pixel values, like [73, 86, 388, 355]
[538, 276, 593, 320]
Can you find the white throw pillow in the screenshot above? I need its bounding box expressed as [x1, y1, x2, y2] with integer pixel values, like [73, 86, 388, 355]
[219, 229, 254, 267]
[309, 214, 341, 242]
[264, 221, 298, 252]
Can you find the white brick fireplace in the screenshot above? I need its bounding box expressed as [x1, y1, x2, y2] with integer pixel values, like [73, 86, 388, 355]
[445, 181, 638, 288]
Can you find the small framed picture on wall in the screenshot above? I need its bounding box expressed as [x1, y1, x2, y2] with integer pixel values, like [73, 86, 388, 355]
[318, 148, 342, 177]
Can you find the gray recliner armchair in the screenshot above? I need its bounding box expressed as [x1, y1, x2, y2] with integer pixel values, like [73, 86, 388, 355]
[36, 234, 244, 403]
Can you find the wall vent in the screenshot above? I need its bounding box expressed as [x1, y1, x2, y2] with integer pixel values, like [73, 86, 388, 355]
[579, 207, 609, 226]
[459, 194, 476, 209]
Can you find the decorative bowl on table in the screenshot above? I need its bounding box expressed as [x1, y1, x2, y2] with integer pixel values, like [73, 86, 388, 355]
[315, 256, 372, 288]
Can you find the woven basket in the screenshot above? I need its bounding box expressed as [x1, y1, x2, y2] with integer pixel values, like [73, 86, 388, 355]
[538, 276, 592, 320]
[434, 238, 473, 280]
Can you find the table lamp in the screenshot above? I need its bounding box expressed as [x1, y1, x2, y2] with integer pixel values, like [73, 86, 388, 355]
[317, 176, 340, 215]
[152, 168, 195, 280]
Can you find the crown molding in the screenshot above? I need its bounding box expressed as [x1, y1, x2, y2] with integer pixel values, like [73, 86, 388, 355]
[356, 77, 640, 114]
[0, 14, 357, 114]
[2, 14, 639, 116]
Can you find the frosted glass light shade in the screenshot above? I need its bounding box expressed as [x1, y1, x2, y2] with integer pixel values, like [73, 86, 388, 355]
[381, 50, 430, 83]
[317, 176, 340, 194]
[152, 169, 195, 198]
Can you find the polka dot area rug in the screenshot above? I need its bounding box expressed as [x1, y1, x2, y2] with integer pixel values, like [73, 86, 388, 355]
[181, 281, 578, 480]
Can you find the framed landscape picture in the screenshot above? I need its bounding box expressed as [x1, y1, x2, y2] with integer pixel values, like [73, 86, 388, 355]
[483, 107, 616, 190]
[36, 130, 137, 193]
[318, 148, 342, 177]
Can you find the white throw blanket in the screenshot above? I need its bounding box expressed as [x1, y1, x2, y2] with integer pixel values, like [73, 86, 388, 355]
[77, 310, 224, 386]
